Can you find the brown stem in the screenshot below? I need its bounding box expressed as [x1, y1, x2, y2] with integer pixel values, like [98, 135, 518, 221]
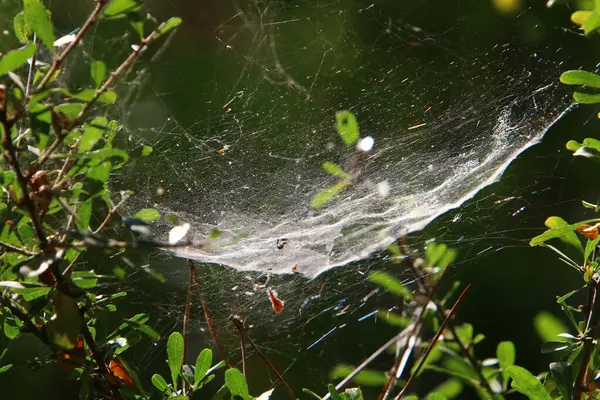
[0, 85, 47, 249]
[395, 284, 472, 399]
[182, 262, 194, 366]
[575, 281, 600, 399]
[0, 239, 37, 255]
[36, 0, 109, 91]
[230, 315, 295, 399]
[188, 261, 231, 368]
[35, 18, 174, 170]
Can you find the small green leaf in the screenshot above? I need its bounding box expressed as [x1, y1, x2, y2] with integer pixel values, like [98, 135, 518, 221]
[79, 117, 108, 152]
[151, 373, 169, 393]
[427, 394, 448, 400]
[90, 61, 106, 88]
[158, 17, 182, 36]
[141, 145, 153, 156]
[583, 10, 600, 35]
[225, 368, 251, 399]
[534, 312, 568, 343]
[543, 216, 583, 255]
[328, 384, 343, 400]
[0, 43, 36, 76]
[23, 0, 55, 54]
[311, 181, 348, 209]
[497, 341, 515, 389]
[167, 332, 184, 389]
[506, 366, 552, 400]
[103, 0, 143, 17]
[530, 218, 600, 247]
[194, 349, 212, 390]
[0, 364, 14, 374]
[58, 89, 117, 104]
[54, 103, 84, 120]
[566, 140, 581, 152]
[560, 70, 600, 88]
[134, 208, 160, 223]
[336, 110, 360, 147]
[573, 92, 600, 104]
[76, 198, 92, 231]
[331, 364, 388, 386]
[368, 271, 412, 301]
[13, 12, 31, 43]
[431, 379, 462, 400]
[322, 161, 348, 178]
[548, 362, 572, 400]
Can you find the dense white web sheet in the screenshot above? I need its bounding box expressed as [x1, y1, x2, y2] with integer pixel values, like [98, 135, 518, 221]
[119, 1, 572, 278]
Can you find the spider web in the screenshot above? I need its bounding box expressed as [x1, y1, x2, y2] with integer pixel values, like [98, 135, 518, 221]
[64, 0, 578, 395]
[117, 0, 571, 279]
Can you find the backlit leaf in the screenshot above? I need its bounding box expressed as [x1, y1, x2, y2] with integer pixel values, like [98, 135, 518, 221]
[13, 12, 31, 43]
[225, 368, 251, 400]
[336, 110, 360, 147]
[369, 271, 412, 301]
[534, 311, 568, 343]
[167, 332, 184, 389]
[506, 366, 552, 400]
[90, 61, 106, 88]
[103, 0, 142, 17]
[134, 208, 160, 223]
[0, 43, 36, 76]
[193, 349, 212, 390]
[311, 181, 348, 209]
[23, 0, 55, 54]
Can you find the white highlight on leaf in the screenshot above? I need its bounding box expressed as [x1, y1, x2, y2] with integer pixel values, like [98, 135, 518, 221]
[256, 389, 274, 400]
[54, 34, 76, 47]
[169, 223, 191, 244]
[356, 136, 374, 152]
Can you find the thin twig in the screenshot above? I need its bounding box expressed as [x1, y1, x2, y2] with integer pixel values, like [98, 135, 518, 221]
[188, 261, 231, 368]
[0, 239, 37, 255]
[230, 315, 296, 399]
[17, 34, 39, 147]
[182, 261, 194, 366]
[575, 280, 600, 399]
[0, 85, 47, 249]
[395, 284, 472, 399]
[93, 194, 130, 234]
[36, 0, 109, 91]
[35, 18, 173, 170]
[405, 253, 496, 398]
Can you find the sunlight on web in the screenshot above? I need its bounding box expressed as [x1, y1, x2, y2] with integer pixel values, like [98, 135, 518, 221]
[117, 0, 571, 279]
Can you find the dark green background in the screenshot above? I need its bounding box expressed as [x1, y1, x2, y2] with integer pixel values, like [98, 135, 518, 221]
[1, 0, 600, 398]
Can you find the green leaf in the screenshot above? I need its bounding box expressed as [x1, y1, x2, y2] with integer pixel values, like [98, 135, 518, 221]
[58, 89, 117, 104]
[311, 181, 348, 209]
[158, 17, 182, 36]
[548, 362, 572, 400]
[328, 384, 343, 400]
[336, 110, 360, 147]
[543, 216, 583, 255]
[431, 379, 463, 400]
[302, 388, 323, 400]
[72, 271, 98, 289]
[0, 364, 14, 374]
[46, 292, 83, 350]
[76, 198, 92, 231]
[23, 0, 55, 54]
[368, 271, 412, 301]
[583, 9, 600, 35]
[573, 92, 600, 104]
[427, 394, 448, 400]
[534, 312, 568, 343]
[224, 368, 251, 399]
[530, 218, 600, 246]
[79, 117, 108, 152]
[141, 145, 153, 156]
[322, 161, 348, 178]
[87, 161, 111, 182]
[584, 235, 600, 264]
[506, 366, 552, 400]
[103, 0, 142, 17]
[54, 103, 84, 119]
[560, 70, 600, 88]
[134, 208, 160, 223]
[497, 341, 515, 389]
[151, 373, 169, 393]
[331, 364, 388, 386]
[90, 61, 106, 88]
[193, 349, 212, 390]
[167, 332, 184, 389]
[13, 12, 32, 44]
[0, 43, 36, 76]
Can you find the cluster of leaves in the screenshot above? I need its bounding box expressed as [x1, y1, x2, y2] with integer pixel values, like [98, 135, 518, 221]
[0, 0, 264, 399]
[310, 110, 373, 209]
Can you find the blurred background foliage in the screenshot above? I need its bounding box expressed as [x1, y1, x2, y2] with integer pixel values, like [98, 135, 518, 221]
[2, 0, 600, 398]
